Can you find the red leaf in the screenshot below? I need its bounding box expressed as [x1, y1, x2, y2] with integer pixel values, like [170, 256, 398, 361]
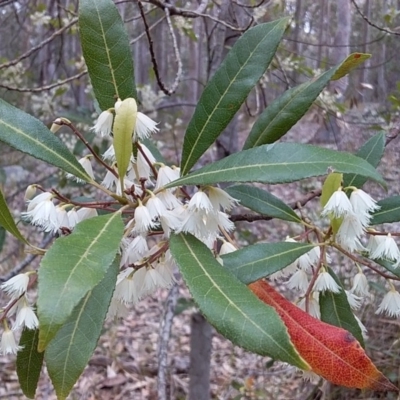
[249, 280, 398, 392]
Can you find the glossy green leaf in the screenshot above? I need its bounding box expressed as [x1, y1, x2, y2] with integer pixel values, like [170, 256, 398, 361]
[244, 53, 370, 149]
[79, 0, 137, 110]
[343, 132, 385, 188]
[370, 196, 400, 225]
[226, 185, 301, 223]
[0, 99, 90, 182]
[17, 329, 44, 399]
[221, 242, 314, 284]
[170, 233, 308, 369]
[37, 213, 124, 351]
[113, 98, 136, 187]
[45, 260, 118, 400]
[180, 18, 289, 175]
[168, 143, 385, 188]
[0, 188, 28, 244]
[319, 267, 364, 347]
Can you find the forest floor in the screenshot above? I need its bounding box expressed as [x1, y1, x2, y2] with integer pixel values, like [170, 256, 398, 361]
[0, 106, 400, 400]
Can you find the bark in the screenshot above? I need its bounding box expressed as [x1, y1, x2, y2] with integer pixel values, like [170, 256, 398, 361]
[188, 313, 212, 400]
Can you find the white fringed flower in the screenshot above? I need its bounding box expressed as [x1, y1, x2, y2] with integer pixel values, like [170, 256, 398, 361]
[350, 189, 380, 226]
[155, 166, 180, 190]
[77, 207, 98, 221]
[345, 290, 362, 310]
[287, 269, 309, 293]
[313, 269, 341, 293]
[133, 112, 159, 141]
[13, 298, 39, 330]
[67, 209, 80, 229]
[67, 156, 95, 182]
[92, 110, 113, 137]
[321, 189, 352, 218]
[376, 289, 400, 317]
[207, 187, 238, 211]
[26, 192, 52, 212]
[133, 202, 156, 234]
[369, 234, 400, 263]
[336, 212, 365, 252]
[1, 273, 30, 299]
[146, 195, 167, 219]
[0, 329, 22, 355]
[23, 198, 58, 232]
[114, 268, 138, 305]
[351, 271, 369, 297]
[187, 191, 214, 214]
[120, 236, 149, 265]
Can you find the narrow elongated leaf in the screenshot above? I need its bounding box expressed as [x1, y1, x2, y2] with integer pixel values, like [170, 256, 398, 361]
[221, 242, 314, 284]
[170, 233, 309, 370]
[113, 98, 136, 187]
[226, 185, 301, 222]
[37, 213, 124, 351]
[79, 0, 137, 110]
[343, 132, 385, 188]
[370, 196, 400, 225]
[321, 173, 343, 233]
[0, 188, 28, 244]
[250, 280, 398, 391]
[181, 18, 289, 175]
[331, 53, 371, 80]
[168, 143, 385, 188]
[0, 99, 90, 182]
[319, 267, 364, 347]
[45, 260, 118, 400]
[243, 53, 370, 149]
[16, 329, 44, 399]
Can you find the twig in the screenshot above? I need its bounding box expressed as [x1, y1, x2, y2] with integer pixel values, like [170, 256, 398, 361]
[0, 18, 78, 70]
[0, 70, 87, 92]
[350, 0, 400, 36]
[137, 1, 182, 95]
[157, 283, 179, 400]
[0, 235, 53, 283]
[332, 243, 400, 281]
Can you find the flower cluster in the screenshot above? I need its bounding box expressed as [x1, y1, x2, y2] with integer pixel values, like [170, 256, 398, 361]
[321, 187, 380, 252]
[0, 272, 38, 355]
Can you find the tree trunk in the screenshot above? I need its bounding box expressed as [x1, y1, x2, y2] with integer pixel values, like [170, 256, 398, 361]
[188, 313, 212, 400]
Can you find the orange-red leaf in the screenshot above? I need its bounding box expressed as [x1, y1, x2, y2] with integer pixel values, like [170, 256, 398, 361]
[249, 280, 398, 392]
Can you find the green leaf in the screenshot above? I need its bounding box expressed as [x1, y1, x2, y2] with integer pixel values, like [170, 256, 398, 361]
[0, 188, 29, 244]
[0, 99, 90, 182]
[37, 213, 124, 351]
[170, 233, 308, 370]
[79, 0, 137, 110]
[226, 185, 301, 222]
[16, 329, 44, 399]
[113, 98, 136, 188]
[45, 259, 118, 400]
[168, 143, 385, 188]
[180, 18, 289, 175]
[331, 53, 371, 81]
[321, 173, 343, 207]
[221, 242, 314, 284]
[374, 259, 400, 279]
[319, 267, 364, 347]
[370, 196, 400, 225]
[243, 53, 370, 149]
[343, 132, 385, 188]
[320, 173, 343, 234]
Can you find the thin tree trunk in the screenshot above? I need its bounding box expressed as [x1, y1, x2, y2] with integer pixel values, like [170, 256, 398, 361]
[188, 313, 212, 400]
